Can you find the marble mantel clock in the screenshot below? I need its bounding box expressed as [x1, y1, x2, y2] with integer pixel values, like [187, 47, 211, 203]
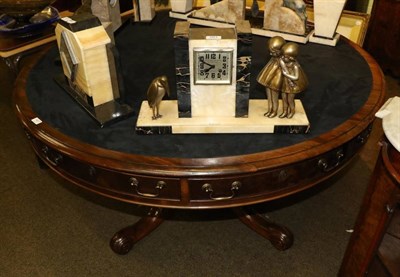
[189, 27, 237, 117]
[135, 20, 310, 134]
[174, 21, 252, 118]
[54, 13, 133, 127]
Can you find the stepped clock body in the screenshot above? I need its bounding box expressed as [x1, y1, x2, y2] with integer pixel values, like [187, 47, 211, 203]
[174, 22, 252, 118]
[54, 13, 133, 127]
[189, 28, 237, 117]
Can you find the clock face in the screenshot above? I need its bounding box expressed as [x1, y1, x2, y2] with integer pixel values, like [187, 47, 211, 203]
[60, 30, 79, 83]
[193, 48, 233, 85]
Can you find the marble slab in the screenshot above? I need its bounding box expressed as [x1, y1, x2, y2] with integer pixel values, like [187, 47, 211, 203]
[169, 10, 194, 20]
[376, 96, 400, 152]
[251, 27, 312, 44]
[173, 6, 312, 44]
[136, 100, 310, 134]
[309, 31, 341, 46]
[174, 22, 191, 117]
[190, 0, 245, 24]
[236, 20, 252, 117]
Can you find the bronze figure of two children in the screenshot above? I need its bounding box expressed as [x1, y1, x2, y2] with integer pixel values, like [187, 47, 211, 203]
[257, 36, 308, 119]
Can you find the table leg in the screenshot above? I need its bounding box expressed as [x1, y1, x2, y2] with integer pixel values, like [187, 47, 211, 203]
[110, 207, 164, 255]
[233, 207, 294, 251]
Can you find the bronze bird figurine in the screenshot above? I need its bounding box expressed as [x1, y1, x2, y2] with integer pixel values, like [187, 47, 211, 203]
[147, 75, 170, 120]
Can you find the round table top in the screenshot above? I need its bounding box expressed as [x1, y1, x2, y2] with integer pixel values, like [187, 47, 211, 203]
[14, 12, 385, 181]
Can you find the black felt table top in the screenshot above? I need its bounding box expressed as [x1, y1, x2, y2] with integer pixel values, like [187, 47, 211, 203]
[26, 11, 372, 159]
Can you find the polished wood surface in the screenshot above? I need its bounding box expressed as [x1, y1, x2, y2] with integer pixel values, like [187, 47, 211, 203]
[13, 39, 385, 209]
[339, 139, 400, 276]
[13, 38, 385, 254]
[364, 0, 400, 77]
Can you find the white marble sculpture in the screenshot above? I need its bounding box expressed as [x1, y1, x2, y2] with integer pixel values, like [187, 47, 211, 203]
[189, 0, 245, 25]
[309, 0, 347, 46]
[263, 0, 306, 36]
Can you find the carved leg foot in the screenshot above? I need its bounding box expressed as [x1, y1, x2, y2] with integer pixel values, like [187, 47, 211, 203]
[110, 207, 164, 255]
[233, 207, 293, 251]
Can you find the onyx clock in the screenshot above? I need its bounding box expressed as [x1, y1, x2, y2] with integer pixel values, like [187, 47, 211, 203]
[54, 13, 133, 127]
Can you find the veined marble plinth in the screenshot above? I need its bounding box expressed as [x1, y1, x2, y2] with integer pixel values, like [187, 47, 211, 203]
[174, 22, 191, 118]
[169, 10, 194, 20]
[309, 31, 341, 46]
[251, 27, 312, 44]
[136, 100, 310, 134]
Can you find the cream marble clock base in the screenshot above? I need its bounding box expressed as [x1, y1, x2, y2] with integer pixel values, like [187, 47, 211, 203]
[251, 28, 313, 44]
[309, 31, 341, 46]
[136, 100, 310, 134]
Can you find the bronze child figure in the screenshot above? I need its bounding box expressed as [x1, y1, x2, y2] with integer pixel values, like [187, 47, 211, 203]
[256, 36, 286, 118]
[279, 42, 308, 118]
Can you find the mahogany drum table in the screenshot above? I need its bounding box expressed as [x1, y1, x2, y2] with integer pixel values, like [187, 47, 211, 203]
[13, 12, 385, 255]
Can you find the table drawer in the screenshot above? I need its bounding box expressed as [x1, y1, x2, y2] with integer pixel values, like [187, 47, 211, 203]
[96, 171, 181, 201]
[188, 169, 297, 202]
[187, 145, 355, 204]
[30, 136, 181, 201]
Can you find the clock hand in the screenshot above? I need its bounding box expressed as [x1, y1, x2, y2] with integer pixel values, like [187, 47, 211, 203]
[199, 57, 214, 68]
[204, 64, 215, 73]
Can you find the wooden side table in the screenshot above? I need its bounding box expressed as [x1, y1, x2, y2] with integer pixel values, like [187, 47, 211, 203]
[339, 139, 400, 276]
[13, 11, 386, 255]
[0, 11, 74, 73]
[0, 29, 56, 73]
